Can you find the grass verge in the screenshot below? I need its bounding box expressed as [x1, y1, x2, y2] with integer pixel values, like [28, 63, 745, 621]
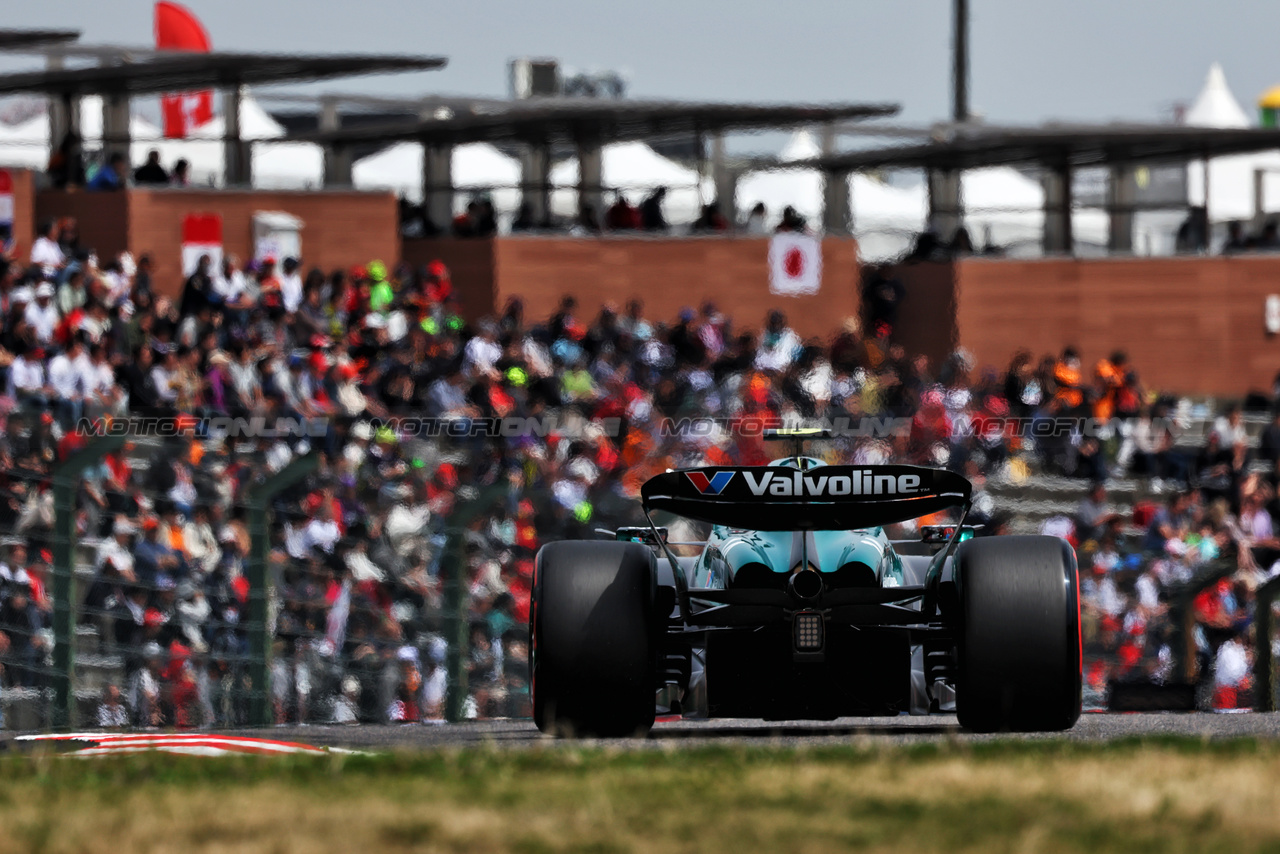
[2, 737, 1280, 853]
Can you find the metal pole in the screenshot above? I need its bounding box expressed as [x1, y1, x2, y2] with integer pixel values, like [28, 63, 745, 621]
[1254, 575, 1280, 712]
[51, 436, 126, 730]
[1202, 151, 1211, 253]
[242, 453, 320, 726]
[953, 0, 969, 123]
[443, 531, 469, 723]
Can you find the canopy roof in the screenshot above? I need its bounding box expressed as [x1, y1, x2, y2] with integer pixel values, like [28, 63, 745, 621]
[800, 124, 1280, 173]
[0, 29, 80, 50]
[0, 52, 446, 96]
[289, 99, 900, 147]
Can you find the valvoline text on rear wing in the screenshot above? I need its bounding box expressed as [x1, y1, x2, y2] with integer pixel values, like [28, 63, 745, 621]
[640, 464, 972, 531]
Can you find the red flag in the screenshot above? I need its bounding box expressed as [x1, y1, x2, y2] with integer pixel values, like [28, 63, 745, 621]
[155, 2, 214, 139]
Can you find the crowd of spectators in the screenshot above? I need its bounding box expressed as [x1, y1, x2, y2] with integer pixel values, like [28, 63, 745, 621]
[47, 142, 194, 192]
[0, 222, 1275, 727]
[400, 189, 817, 240]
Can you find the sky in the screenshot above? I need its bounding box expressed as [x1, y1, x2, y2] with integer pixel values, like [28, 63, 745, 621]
[4, 0, 1280, 131]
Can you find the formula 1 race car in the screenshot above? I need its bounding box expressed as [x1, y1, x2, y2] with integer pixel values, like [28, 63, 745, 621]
[530, 430, 1082, 736]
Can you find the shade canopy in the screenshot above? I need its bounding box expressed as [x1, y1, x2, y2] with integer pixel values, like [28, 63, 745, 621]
[290, 99, 900, 148]
[0, 52, 446, 97]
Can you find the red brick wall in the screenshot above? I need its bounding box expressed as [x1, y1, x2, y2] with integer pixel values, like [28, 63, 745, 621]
[36, 189, 130, 266]
[952, 256, 1280, 396]
[890, 260, 959, 372]
[402, 238, 496, 323]
[36, 188, 398, 298]
[126, 189, 399, 298]
[489, 236, 861, 338]
[6, 168, 36, 260]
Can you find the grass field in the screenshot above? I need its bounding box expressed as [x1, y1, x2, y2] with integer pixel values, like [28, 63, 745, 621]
[3, 738, 1280, 853]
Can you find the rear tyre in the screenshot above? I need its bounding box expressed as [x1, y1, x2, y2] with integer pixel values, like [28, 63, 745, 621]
[531, 541, 657, 737]
[954, 535, 1081, 732]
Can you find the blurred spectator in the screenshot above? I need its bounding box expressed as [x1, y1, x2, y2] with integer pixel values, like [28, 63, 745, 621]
[742, 202, 767, 235]
[88, 153, 129, 192]
[776, 206, 807, 233]
[690, 202, 729, 233]
[639, 188, 668, 231]
[133, 150, 170, 185]
[1175, 206, 1209, 253]
[1076, 482, 1110, 542]
[97, 684, 129, 727]
[0, 572, 44, 687]
[30, 220, 64, 274]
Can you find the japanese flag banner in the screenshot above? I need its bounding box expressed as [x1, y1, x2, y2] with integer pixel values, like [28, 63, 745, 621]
[181, 213, 223, 276]
[768, 233, 822, 296]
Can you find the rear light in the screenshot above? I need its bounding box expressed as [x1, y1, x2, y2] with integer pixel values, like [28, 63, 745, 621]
[793, 611, 824, 652]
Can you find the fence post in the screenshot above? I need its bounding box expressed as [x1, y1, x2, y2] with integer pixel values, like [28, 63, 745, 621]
[241, 453, 319, 727]
[439, 483, 508, 723]
[442, 530, 469, 723]
[50, 435, 126, 730]
[1253, 574, 1280, 712]
[1169, 557, 1237, 685]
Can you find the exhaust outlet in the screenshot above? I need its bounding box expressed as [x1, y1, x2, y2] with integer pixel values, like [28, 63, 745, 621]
[788, 568, 823, 602]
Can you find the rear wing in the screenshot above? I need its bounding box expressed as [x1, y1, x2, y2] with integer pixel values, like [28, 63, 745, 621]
[640, 464, 972, 531]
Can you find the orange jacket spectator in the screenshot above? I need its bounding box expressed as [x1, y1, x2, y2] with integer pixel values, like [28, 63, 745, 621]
[1093, 357, 1124, 421]
[1052, 348, 1085, 410]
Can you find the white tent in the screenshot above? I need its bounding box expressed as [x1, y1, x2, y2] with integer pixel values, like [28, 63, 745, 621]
[353, 142, 522, 215]
[960, 167, 1108, 254]
[961, 167, 1045, 249]
[352, 141, 419, 198]
[0, 96, 165, 171]
[0, 116, 52, 169]
[549, 141, 712, 223]
[850, 174, 927, 261]
[1183, 62, 1280, 222]
[736, 130, 824, 227]
[177, 94, 324, 189]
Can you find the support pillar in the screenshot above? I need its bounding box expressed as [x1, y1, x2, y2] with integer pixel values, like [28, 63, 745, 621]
[1042, 161, 1074, 255]
[243, 452, 320, 727]
[101, 91, 132, 164]
[926, 168, 962, 240]
[576, 137, 604, 226]
[820, 124, 851, 236]
[520, 143, 551, 226]
[320, 97, 352, 188]
[1107, 164, 1135, 254]
[709, 132, 737, 224]
[48, 55, 83, 164]
[421, 142, 454, 233]
[223, 86, 251, 187]
[1256, 168, 1267, 222]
